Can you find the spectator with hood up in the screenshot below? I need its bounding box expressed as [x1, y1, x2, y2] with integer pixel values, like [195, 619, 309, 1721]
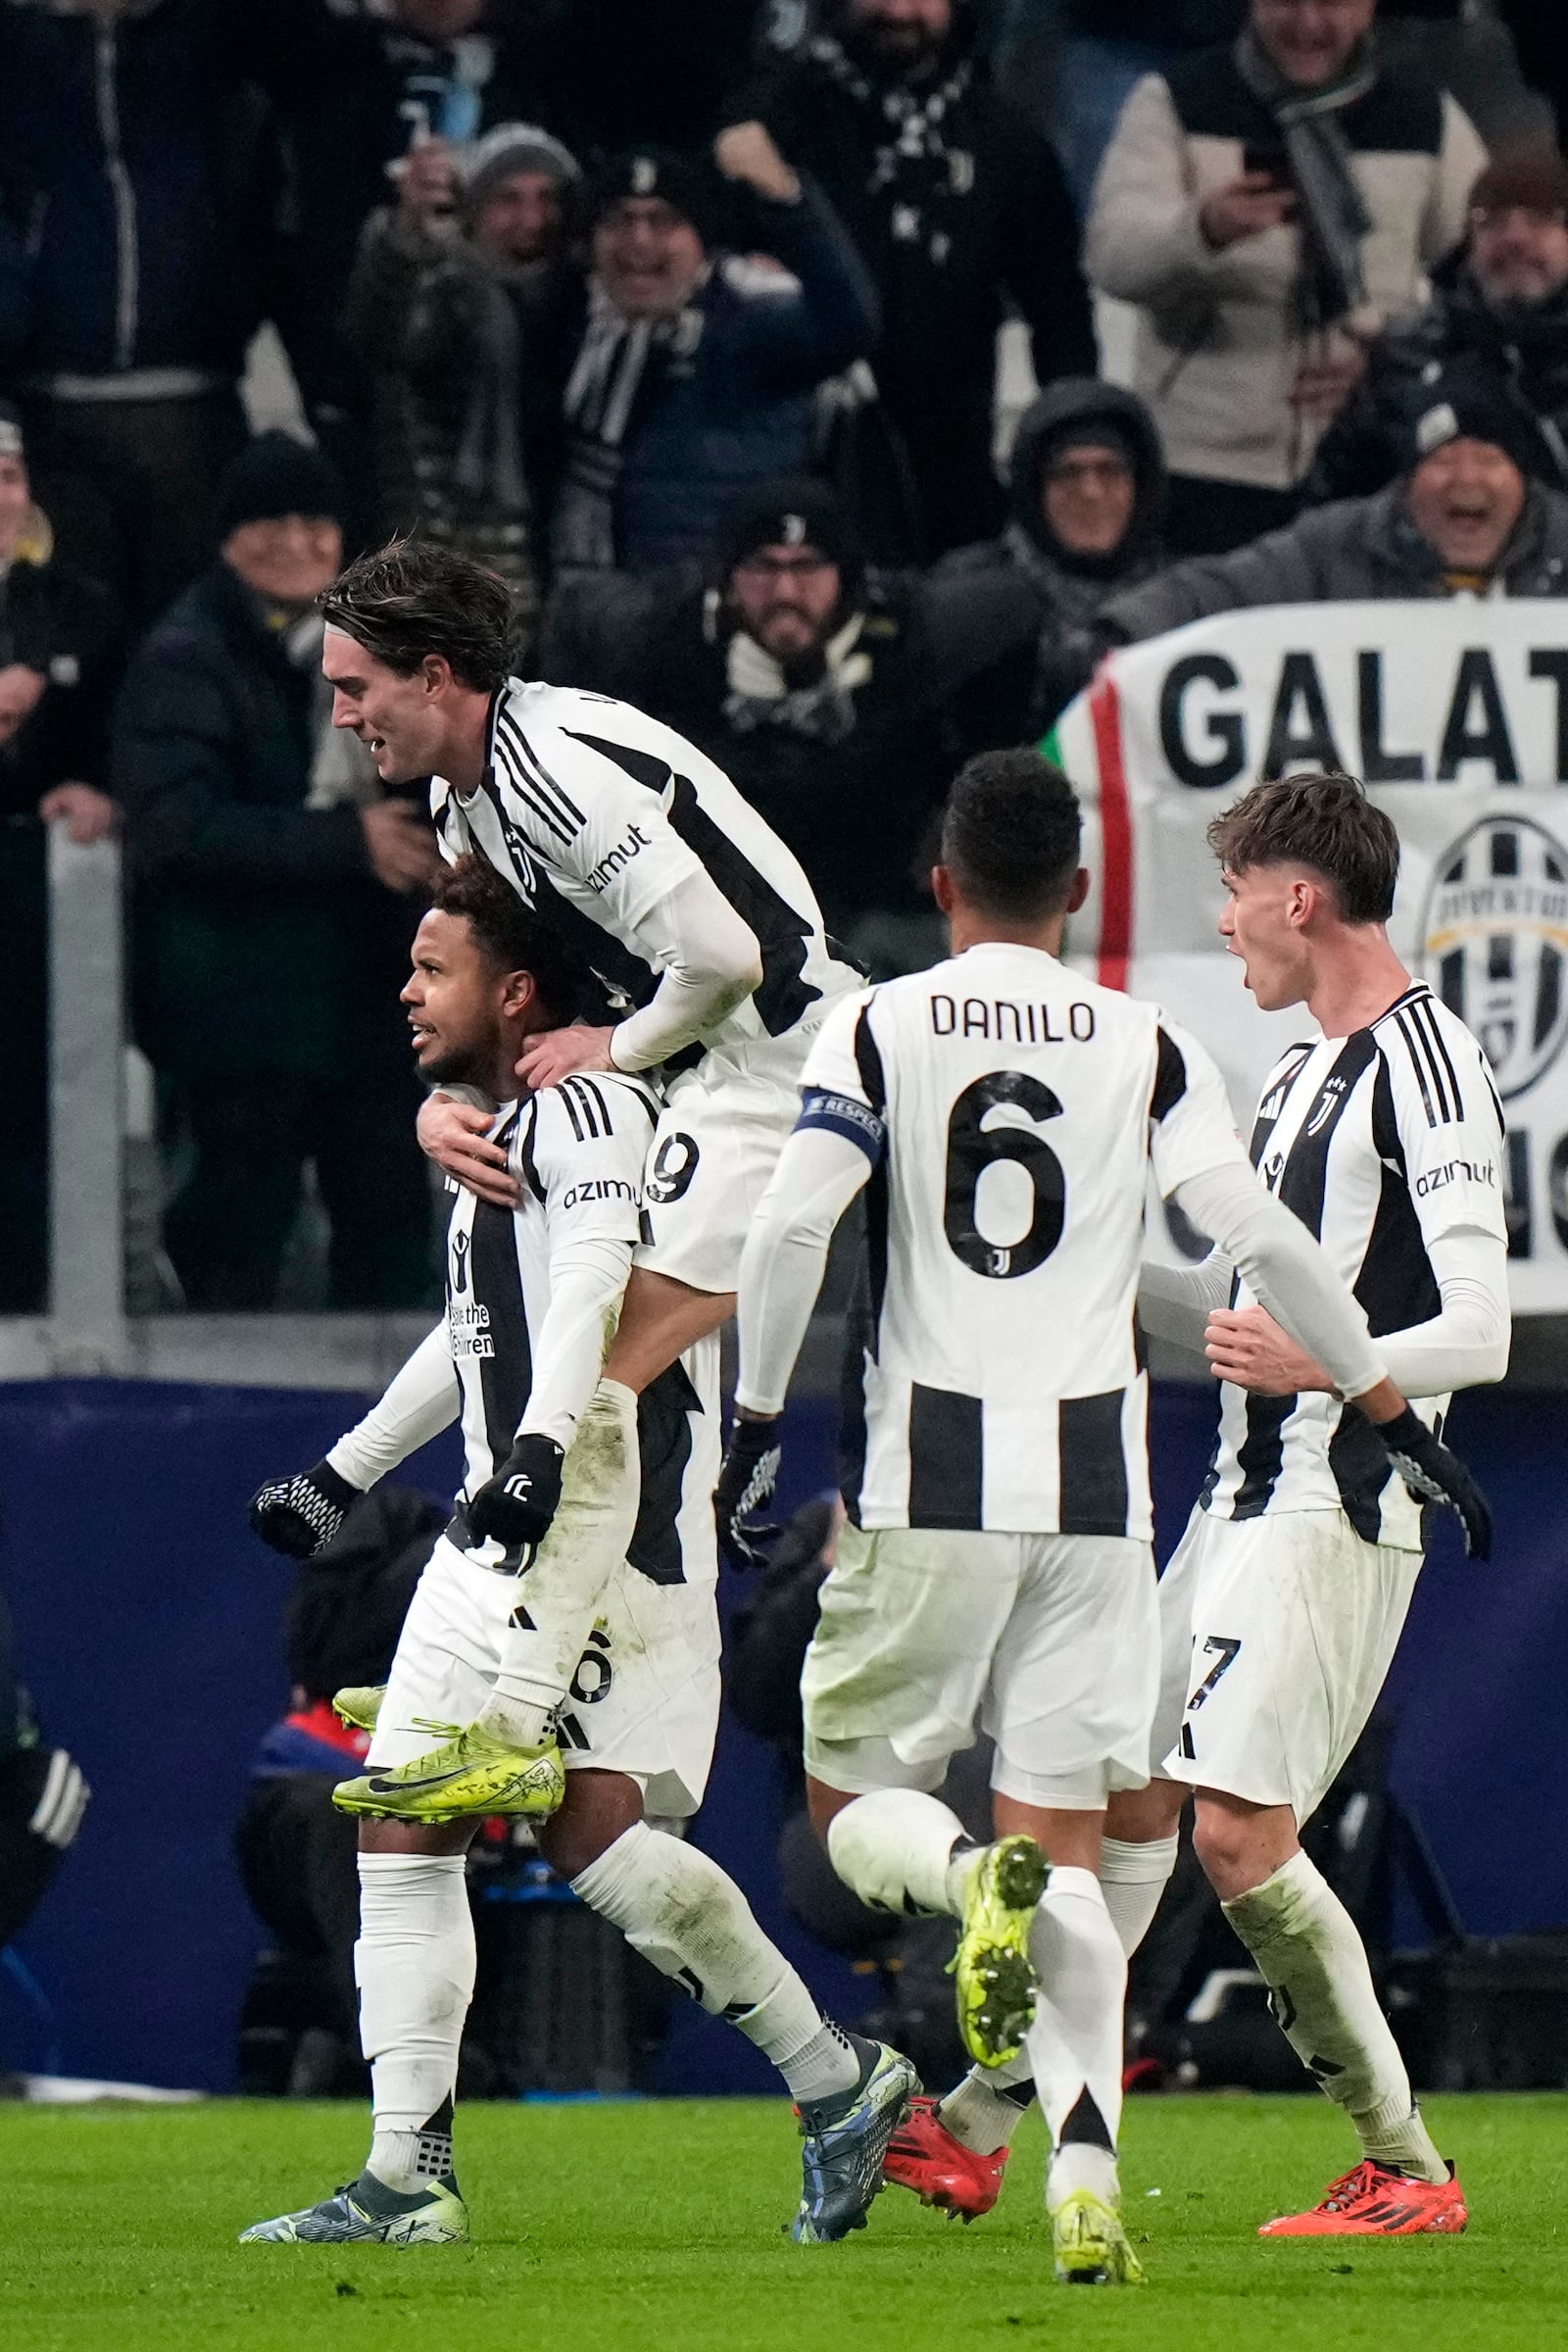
[729, 0, 1096, 557]
[1086, 0, 1488, 558]
[114, 433, 439, 1314]
[929, 377, 1168, 746]
[1310, 148, 1568, 500]
[1094, 360, 1568, 648]
[545, 475, 950, 958]
[346, 121, 585, 655]
[552, 132, 878, 576]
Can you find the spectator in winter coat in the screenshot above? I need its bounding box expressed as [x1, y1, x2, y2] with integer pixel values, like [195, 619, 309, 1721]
[927, 377, 1167, 747]
[0, 400, 123, 1315]
[1094, 364, 1568, 647]
[114, 435, 439, 1313]
[1086, 0, 1487, 559]
[728, 0, 1096, 558]
[552, 132, 878, 576]
[1309, 147, 1568, 501]
[268, 0, 553, 536]
[543, 476, 951, 959]
[0, 0, 294, 625]
[346, 122, 585, 660]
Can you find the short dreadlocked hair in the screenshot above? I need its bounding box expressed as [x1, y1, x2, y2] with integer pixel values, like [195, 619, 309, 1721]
[318, 538, 514, 692]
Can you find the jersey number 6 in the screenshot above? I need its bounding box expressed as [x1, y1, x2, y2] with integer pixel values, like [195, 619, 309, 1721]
[943, 1070, 1065, 1281]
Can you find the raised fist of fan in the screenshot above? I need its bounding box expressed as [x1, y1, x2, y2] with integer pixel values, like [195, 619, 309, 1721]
[467, 1434, 565, 1548]
[714, 1413, 783, 1570]
[1371, 1406, 1493, 1561]
[248, 1460, 360, 1558]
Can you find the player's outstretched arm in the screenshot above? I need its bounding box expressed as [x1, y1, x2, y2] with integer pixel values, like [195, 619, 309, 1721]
[248, 1322, 460, 1556]
[1172, 1161, 1493, 1558]
[720, 1123, 871, 1566]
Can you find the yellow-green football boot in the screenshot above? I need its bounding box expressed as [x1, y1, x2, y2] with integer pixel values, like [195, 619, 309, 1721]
[950, 1833, 1049, 2067]
[332, 1685, 386, 1733]
[332, 1723, 564, 1824]
[1051, 2187, 1146, 2285]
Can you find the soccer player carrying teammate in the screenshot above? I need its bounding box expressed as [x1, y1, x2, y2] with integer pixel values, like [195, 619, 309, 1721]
[314, 539, 862, 1815]
[242, 858, 913, 2246]
[1105, 772, 1507, 2237]
[718, 752, 1491, 2283]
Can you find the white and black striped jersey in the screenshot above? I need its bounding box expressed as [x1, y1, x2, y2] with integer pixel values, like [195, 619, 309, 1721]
[1204, 981, 1507, 1547]
[431, 678, 859, 1059]
[797, 943, 1250, 1539]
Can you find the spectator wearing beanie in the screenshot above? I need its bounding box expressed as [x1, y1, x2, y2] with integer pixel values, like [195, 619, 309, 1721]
[1092, 356, 1568, 647]
[725, 0, 1096, 559]
[545, 476, 952, 960]
[927, 378, 1168, 747]
[114, 433, 440, 1313]
[552, 131, 879, 577]
[1310, 148, 1568, 500]
[345, 122, 586, 654]
[0, 400, 124, 1314]
[1087, 0, 1488, 559]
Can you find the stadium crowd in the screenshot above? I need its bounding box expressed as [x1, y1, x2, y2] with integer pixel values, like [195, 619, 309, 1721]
[2, 0, 1566, 1309]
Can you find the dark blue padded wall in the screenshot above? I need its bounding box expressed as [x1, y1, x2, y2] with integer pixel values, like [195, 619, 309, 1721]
[0, 1377, 1562, 2091]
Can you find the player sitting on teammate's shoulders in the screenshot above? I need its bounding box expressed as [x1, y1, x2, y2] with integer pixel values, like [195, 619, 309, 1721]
[243, 856, 913, 2246]
[718, 748, 1491, 2280]
[1105, 770, 1508, 2239]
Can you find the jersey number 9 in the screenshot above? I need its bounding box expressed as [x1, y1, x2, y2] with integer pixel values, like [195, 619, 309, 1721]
[943, 1071, 1065, 1281]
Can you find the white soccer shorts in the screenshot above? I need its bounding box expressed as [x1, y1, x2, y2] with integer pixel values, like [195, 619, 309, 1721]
[367, 1533, 722, 1821]
[1151, 1504, 1424, 1825]
[634, 1032, 810, 1298]
[802, 1524, 1159, 1810]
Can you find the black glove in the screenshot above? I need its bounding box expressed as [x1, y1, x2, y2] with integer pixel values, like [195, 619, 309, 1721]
[467, 1433, 565, 1548]
[248, 1459, 361, 1558]
[714, 1413, 784, 1570]
[1373, 1405, 1493, 1561]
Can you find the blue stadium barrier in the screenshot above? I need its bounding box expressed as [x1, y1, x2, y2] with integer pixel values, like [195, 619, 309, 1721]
[0, 1376, 1562, 2093]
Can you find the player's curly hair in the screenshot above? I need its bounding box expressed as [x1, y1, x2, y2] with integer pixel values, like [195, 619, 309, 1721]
[429, 857, 576, 1028]
[1207, 772, 1398, 924]
[318, 538, 515, 691]
[940, 747, 1082, 918]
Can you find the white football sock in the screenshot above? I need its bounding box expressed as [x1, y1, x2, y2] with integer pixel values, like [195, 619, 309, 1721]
[1100, 1834, 1180, 1959]
[356, 1851, 474, 2190]
[1021, 1865, 1126, 2209]
[825, 1788, 971, 1917]
[571, 1822, 859, 2104]
[1223, 1850, 1446, 2183]
[479, 1379, 640, 1745]
[939, 2065, 1034, 2155]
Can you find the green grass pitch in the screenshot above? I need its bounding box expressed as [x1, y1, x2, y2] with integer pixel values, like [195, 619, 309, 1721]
[8, 2093, 1566, 2352]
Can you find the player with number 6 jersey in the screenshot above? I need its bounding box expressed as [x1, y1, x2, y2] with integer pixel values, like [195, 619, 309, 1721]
[719, 751, 1489, 2283]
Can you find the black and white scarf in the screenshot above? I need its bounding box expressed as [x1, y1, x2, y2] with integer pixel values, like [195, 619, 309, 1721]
[553, 284, 703, 570]
[809, 33, 973, 267]
[1235, 28, 1378, 327]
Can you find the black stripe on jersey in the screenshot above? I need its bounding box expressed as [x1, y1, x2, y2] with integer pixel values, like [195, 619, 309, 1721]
[1413, 996, 1464, 1121]
[1058, 1391, 1130, 1538]
[494, 707, 586, 842]
[466, 1198, 532, 1490]
[563, 730, 823, 1040]
[518, 1099, 547, 1204]
[561, 1076, 604, 1139]
[907, 1385, 984, 1529]
[557, 1084, 587, 1143]
[839, 1003, 888, 1527]
[581, 1077, 616, 1135]
[626, 1360, 704, 1585]
[1233, 1031, 1377, 1518]
[1248, 1044, 1314, 1166]
[1150, 1028, 1188, 1121]
[1392, 1003, 1461, 1127]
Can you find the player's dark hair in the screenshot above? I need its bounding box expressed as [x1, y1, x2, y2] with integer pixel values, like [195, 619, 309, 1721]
[940, 748, 1083, 919]
[318, 538, 514, 692]
[1206, 771, 1398, 923]
[429, 856, 576, 1027]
